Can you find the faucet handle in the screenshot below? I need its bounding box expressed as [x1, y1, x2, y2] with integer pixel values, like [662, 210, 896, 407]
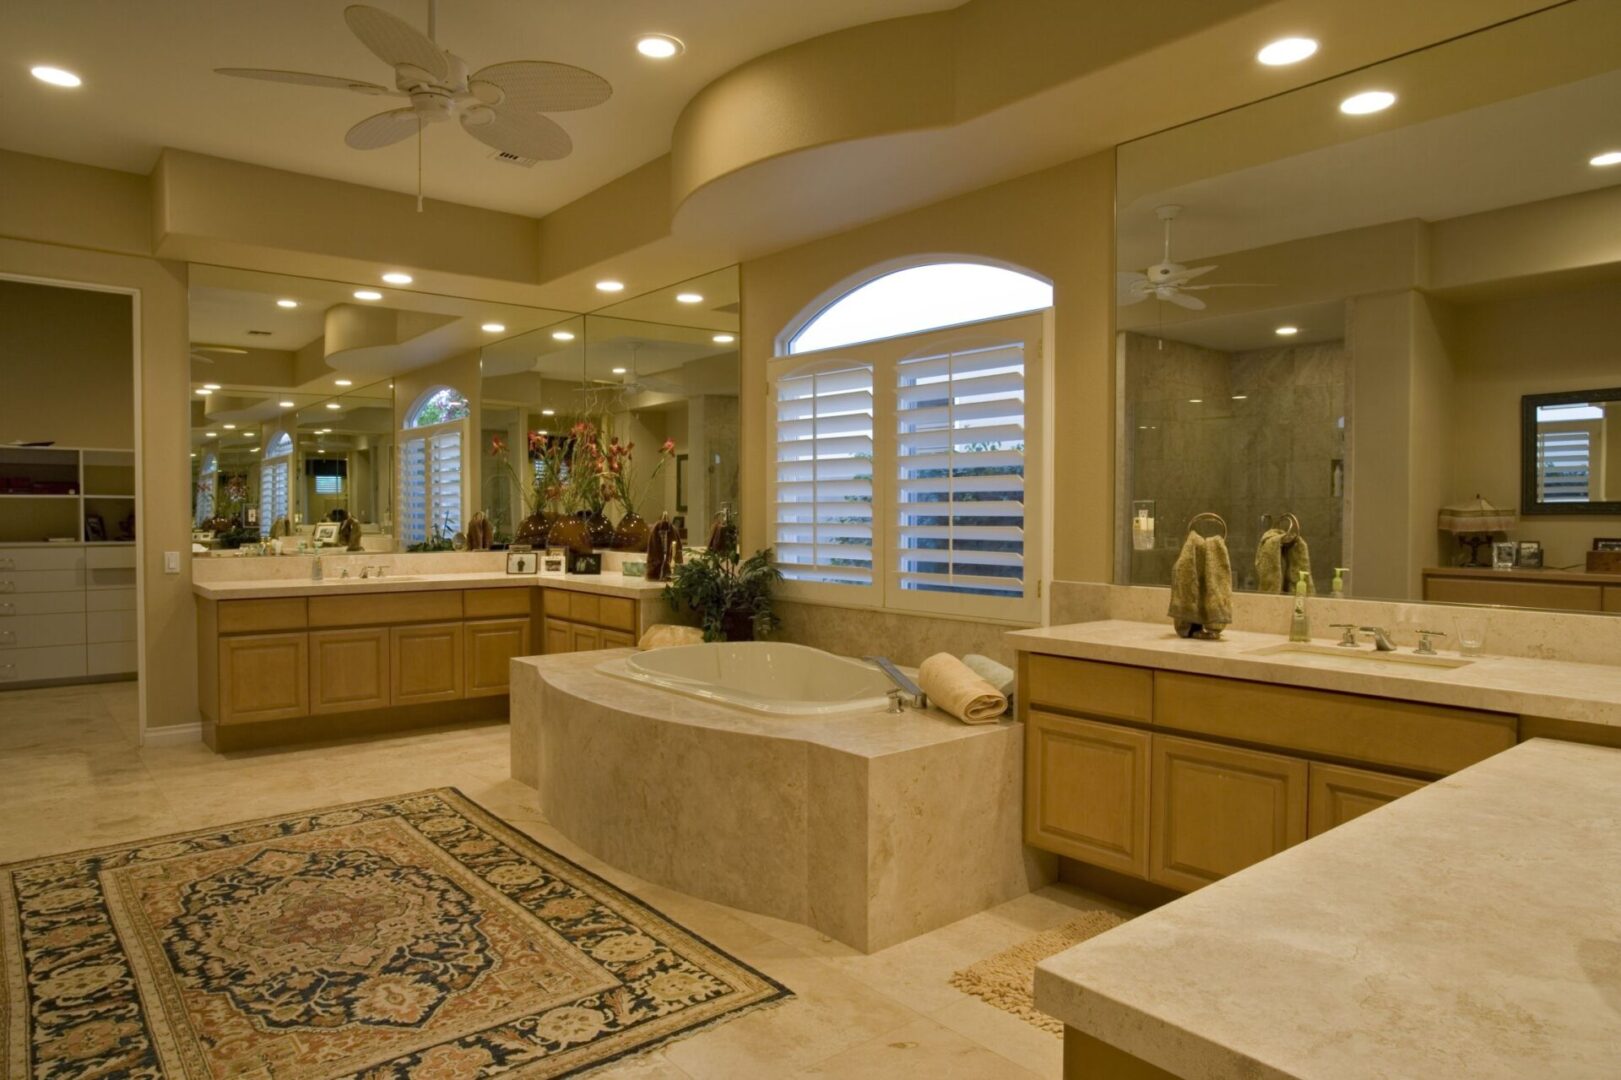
[1415, 629, 1447, 656]
[1329, 623, 1357, 647]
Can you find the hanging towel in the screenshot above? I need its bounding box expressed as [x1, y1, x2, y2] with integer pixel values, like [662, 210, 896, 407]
[918, 653, 1008, 724]
[1200, 535, 1234, 630]
[1168, 531, 1206, 632]
[962, 654, 1015, 697]
[1285, 533, 1314, 594]
[1255, 528, 1286, 593]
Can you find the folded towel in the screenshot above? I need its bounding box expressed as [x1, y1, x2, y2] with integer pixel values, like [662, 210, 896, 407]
[1255, 528, 1285, 593]
[637, 624, 704, 650]
[1285, 533, 1314, 594]
[962, 654, 1014, 696]
[1199, 535, 1233, 629]
[1167, 531, 1206, 629]
[918, 653, 1007, 724]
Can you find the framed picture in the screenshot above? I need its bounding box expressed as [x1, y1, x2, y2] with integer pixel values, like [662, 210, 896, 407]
[506, 550, 539, 574]
[312, 522, 340, 546]
[566, 551, 602, 575]
[245, 507, 259, 527]
[675, 453, 689, 513]
[1595, 538, 1621, 552]
[1516, 540, 1543, 569]
[1491, 540, 1517, 570]
[542, 554, 565, 574]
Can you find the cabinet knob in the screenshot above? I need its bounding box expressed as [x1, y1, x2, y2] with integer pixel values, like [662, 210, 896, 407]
[0, 602, 13, 615]
[0, 631, 14, 646]
[0, 581, 13, 593]
[0, 663, 14, 679]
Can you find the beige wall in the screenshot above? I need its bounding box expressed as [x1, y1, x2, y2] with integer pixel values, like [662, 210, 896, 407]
[0, 239, 194, 734]
[0, 280, 135, 448]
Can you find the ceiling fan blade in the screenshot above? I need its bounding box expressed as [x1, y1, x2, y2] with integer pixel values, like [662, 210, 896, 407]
[1118, 292, 1149, 306]
[1157, 264, 1217, 286]
[215, 67, 395, 95]
[1178, 282, 1277, 291]
[471, 61, 612, 112]
[344, 4, 447, 80]
[461, 110, 571, 160]
[1165, 292, 1207, 311]
[346, 108, 421, 150]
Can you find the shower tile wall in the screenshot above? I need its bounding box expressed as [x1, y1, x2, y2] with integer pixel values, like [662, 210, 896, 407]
[1124, 332, 1346, 593]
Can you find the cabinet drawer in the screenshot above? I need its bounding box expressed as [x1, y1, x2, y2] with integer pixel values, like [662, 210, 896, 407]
[542, 588, 570, 619]
[87, 609, 137, 644]
[0, 570, 84, 593]
[0, 612, 86, 649]
[0, 591, 85, 616]
[87, 567, 135, 590]
[86, 587, 135, 612]
[595, 596, 636, 632]
[310, 628, 391, 714]
[218, 597, 308, 633]
[85, 545, 137, 569]
[310, 590, 461, 628]
[390, 622, 464, 704]
[542, 589, 636, 631]
[0, 644, 87, 683]
[219, 633, 309, 724]
[1425, 576, 1602, 612]
[0, 547, 84, 571]
[1605, 587, 1621, 614]
[1025, 654, 1152, 722]
[1153, 671, 1514, 777]
[567, 592, 601, 627]
[1025, 710, 1151, 876]
[464, 587, 532, 618]
[87, 641, 136, 676]
[1307, 762, 1426, 838]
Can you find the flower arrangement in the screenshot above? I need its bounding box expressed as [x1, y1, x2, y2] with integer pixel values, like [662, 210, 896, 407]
[487, 433, 544, 520]
[603, 435, 677, 517]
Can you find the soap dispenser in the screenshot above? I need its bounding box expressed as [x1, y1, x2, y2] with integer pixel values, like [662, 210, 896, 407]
[1331, 567, 1349, 597]
[1289, 570, 1311, 642]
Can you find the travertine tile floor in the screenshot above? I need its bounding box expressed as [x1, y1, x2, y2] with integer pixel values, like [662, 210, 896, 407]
[1, 683, 1134, 1078]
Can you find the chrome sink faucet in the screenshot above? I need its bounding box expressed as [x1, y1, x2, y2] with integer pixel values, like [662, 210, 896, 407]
[1359, 626, 1397, 652]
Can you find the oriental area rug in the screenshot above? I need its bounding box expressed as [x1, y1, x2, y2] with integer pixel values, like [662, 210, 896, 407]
[1, 789, 790, 1078]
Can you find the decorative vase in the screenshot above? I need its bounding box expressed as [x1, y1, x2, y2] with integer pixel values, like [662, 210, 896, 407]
[516, 510, 552, 546]
[720, 608, 756, 643]
[612, 511, 651, 552]
[584, 509, 614, 549]
[547, 515, 592, 555]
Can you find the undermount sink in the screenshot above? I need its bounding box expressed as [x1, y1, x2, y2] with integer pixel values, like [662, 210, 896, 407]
[319, 574, 423, 584]
[1248, 642, 1474, 670]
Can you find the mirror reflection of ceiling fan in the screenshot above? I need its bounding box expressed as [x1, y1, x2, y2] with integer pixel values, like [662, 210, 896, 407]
[1118, 205, 1274, 311]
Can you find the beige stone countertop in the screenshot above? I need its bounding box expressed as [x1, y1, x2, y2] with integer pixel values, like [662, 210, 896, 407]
[1034, 738, 1621, 1079]
[191, 570, 670, 601]
[520, 650, 1015, 759]
[1007, 619, 1621, 728]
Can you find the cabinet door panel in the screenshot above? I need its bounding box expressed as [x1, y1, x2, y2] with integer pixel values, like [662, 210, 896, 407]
[390, 622, 464, 704]
[1307, 762, 1425, 837]
[1149, 735, 1306, 892]
[219, 633, 308, 724]
[543, 617, 572, 655]
[569, 624, 602, 653]
[1025, 710, 1150, 877]
[309, 628, 390, 714]
[599, 628, 635, 649]
[465, 618, 531, 697]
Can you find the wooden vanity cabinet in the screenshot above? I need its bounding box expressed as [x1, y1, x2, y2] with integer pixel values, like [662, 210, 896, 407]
[390, 622, 465, 704]
[219, 632, 309, 724]
[1307, 762, 1426, 837]
[1026, 710, 1151, 877]
[309, 628, 390, 714]
[540, 588, 639, 653]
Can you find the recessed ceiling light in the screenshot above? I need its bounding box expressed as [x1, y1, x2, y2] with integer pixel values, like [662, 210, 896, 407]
[189, 452, 197, 458]
[712, 333, 736, 344]
[612, 367, 628, 375]
[316, 428, 330, 434]
[541, 408, 556, 416]
[222, 423, 236, 430]
[202, 382, 221, 390]
[481, 322, 506, 333]
[675, 292, 703, 304]
[595, 280, 625, 293]
[635, 34, 684, 59]
[552, 330, 576, 341]
[275, 298, 299, 309]
[381, 271, 413, 285]
[326, 402, 342, 410]
[196, 388, 212, 396]
[1256, 37, 1318, 66]
[334, 378, 352, 386]
[30, 65, 81, 88]
[537, 429, 549, 436]
[1590, 150, 1621, 167]
[278, 400, 295, 408]
[1275, 325, 1300, 336]
[1339, 90, 1395, 115]
[204, 431, 217, 438]
[1188, 399, 1203, 404]
[1232, 394, 1249, 400]
[353, 289, 383, 301]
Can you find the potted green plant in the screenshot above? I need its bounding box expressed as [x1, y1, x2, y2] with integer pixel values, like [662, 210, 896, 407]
[664, 545, 783, 642]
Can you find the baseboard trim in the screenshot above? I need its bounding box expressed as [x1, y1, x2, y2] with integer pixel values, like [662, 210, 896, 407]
[143, 722, 203, 746]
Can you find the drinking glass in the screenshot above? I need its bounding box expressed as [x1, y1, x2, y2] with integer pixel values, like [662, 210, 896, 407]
[1455, 613, 1487, 656]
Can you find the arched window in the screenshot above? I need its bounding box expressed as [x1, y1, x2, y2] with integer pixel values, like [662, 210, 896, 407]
[771, 260, 1051, 622]
[258, 433, 293, 536]
[787, 262, 1052, 355]
[399, 386, 469, 546]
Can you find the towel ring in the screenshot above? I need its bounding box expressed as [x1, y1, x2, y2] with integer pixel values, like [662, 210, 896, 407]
[1188, 512, 1228, 538]
[1277, 512, 1300, 544]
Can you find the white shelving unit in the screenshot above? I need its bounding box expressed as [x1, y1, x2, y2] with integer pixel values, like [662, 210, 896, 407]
[0, 446, 137, 686]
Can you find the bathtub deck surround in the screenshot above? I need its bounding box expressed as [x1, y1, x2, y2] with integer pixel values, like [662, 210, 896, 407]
[1034, 739, 1621, 1079]
[510, 649, 1054, 953]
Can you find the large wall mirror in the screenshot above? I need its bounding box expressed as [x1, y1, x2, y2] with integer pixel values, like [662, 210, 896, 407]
[1114, 0, 1621, 614]
[188, 265, 740, 556]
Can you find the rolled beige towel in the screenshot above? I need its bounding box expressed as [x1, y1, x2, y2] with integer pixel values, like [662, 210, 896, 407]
[918, 652, 1008, 724]
[637, 624, 704, 650]
[962, 654, 1014, 696]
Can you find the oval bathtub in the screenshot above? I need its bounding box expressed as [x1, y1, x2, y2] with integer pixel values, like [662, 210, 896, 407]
[602, 641, 895, 716]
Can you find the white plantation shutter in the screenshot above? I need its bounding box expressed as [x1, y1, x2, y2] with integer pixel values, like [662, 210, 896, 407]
[257, 460, 289, 537]
[400, 436, 428, 544]
[1537, 427, 1592, 503]
[430, 429, 463, 536]
[895, 342, 1027, 604]
[774, 362, 876, 590]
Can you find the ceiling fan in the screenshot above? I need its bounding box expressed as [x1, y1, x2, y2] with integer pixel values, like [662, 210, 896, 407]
[216, 1, 610, 200]
[1118, 205, 1272, 311]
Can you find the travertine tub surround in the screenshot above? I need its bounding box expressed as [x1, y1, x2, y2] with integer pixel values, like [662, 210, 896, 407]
[1034, 739, 1621, 1080]
[510, 651, 1053, 952]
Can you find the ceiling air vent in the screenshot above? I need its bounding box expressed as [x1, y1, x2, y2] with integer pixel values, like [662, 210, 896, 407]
[247, 330, 272, 336]
[489, 150, 540, 168]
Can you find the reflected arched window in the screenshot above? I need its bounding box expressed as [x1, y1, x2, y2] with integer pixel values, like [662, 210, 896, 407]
[400, 386, 468, 546]
[264, 432, 293, 459]
[259, 432, 293, 536]
[787, 262, 1052, 355]
[406, 387, 470, 428]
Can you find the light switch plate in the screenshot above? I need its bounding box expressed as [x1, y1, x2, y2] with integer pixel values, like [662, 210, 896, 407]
[164, 551, 180, 574]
